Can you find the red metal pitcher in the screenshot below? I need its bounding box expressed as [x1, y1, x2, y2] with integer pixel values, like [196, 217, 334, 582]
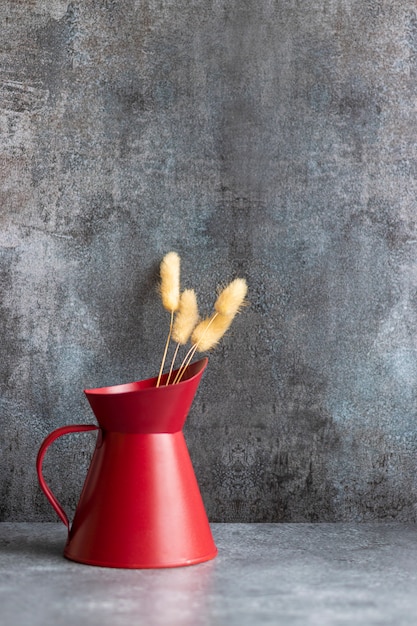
[36, 357, 217, 568]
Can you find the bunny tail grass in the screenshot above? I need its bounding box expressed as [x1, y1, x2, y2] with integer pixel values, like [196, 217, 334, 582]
[191, 313, 233, 352]
[171, 289, 199, 344]
[160, 251, 181, 312]
[214, 277, 248, 317]
[156, 252, 181, 387]
[173, 312, 225, 384]
[166, 289, 199, 385]
[173, 278, 247, 384]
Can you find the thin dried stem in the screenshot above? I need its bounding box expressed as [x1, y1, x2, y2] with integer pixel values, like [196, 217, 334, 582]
[166, 342, 180, 386]
[172, 344, 198, 385]
[156, 309, 174, 387]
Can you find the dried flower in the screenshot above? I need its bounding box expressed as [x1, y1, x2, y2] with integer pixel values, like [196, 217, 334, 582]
[214, 278, 248, 317]
[157, 251, 181, 386]
[157, 251, 248, 385]
[172, 289, 199, 345]
[173, 277, 248, 383]
[191, 313, 233, 352]
[160, 251, 180, 312]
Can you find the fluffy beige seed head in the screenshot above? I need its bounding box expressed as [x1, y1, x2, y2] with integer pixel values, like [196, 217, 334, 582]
[191, 314, 233, 352]
[160, 251, 180, 312]
[172, 289, 199, 344]
[214, 278, 248, 317]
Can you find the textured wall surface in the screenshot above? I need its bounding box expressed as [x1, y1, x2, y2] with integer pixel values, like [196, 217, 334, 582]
[1, 0, 417, 522]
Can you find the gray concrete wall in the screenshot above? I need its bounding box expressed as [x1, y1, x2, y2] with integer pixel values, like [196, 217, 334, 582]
[1, 0, 417, 522]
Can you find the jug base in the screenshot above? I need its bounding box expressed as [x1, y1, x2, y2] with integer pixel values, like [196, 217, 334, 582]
[63, 547, 218, 569]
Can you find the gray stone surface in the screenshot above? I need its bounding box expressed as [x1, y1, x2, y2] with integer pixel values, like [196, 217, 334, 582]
[2, 2, 417, 522]
[1, 523, 417, 625]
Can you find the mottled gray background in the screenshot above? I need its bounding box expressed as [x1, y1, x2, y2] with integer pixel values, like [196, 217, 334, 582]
[1, 0, 417, 523]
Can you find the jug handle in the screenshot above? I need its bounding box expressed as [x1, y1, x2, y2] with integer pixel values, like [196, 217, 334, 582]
[36, 424, 99, 530]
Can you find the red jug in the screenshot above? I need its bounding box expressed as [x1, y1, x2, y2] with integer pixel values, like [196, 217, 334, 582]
[36, 357, 217, 568]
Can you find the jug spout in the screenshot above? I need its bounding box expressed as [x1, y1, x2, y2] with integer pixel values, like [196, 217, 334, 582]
[84, 357, 208, 434]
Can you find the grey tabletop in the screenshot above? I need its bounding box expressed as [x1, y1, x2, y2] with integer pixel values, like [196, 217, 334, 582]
[1, 522, 417, 625]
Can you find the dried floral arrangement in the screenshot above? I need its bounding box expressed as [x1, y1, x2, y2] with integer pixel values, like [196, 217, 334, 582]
[156, 251, 248, 386]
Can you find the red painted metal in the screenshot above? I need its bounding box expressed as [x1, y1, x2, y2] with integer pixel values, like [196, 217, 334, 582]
[36, 357, 217, 568]
[36, 424, 99, 528]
